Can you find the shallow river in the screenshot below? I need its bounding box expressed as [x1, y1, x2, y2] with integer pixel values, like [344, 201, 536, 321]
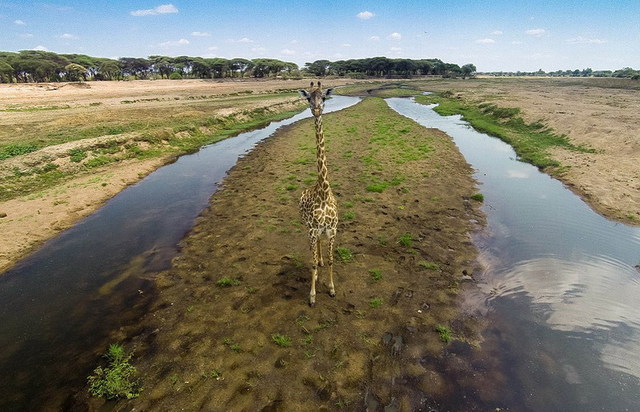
[0, 96, 360, 410]
[387, 97, 640, 411]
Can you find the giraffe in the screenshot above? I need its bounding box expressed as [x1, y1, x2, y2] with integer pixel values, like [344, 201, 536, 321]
[298, 81, 338, 306]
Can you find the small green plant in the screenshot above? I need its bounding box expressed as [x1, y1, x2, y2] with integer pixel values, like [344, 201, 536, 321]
[342, 210, 356, 220]
[419, 261, 440, 271]
[398, 233, 414, 248]
[336, 247, 354, 263]
[223, 338, 242, 352]
[216, 276, 241, 287]
[436, 325, 452, 343]
[271, 333, 292, 347]
[369, 297, 384, 308]
[470, 193, 484, 202]
[68, 148, 87, 163]
[369, 269, 383, 281]
[87, 344, 142, 400]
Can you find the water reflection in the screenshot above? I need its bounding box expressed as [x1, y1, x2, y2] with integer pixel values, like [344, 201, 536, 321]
[386, 97, 640, 410]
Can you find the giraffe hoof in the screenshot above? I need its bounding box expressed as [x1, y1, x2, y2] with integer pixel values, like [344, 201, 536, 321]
[309, 300, 316, 308]
[329, 290, 336, 298]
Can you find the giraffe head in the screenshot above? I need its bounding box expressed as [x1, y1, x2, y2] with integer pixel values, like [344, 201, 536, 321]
[299, 81, 333, 117]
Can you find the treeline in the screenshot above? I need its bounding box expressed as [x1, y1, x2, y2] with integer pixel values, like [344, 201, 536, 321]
[485, 67, 640, 79]
[0, 50, 476, 83]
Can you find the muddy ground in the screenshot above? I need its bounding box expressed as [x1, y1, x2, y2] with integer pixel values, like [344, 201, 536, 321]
[80, 96, 485, 411]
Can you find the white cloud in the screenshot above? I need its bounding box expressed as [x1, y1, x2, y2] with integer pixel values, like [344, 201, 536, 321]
[566, 36, 606, 44]
[526, 28, 546, 37]
[341, 43, 351, 47]
[357, 11, 374, 20]
[33, 45, 48, 51]
[389, 32, 401, 40]
[158, 38, 189, 47]
[228, 37, 254, 44]
[130, 4, 178, 16]
[476, 38, 496, 44]
[280, 48, 296, 55]
[191, 31, 211, 37]
[369, 36, 380, 41]
[58, 33, 78, 40]
[14, 19, 26, 25]
[491, 30, 503, 35]
[511, 40, 523, 45]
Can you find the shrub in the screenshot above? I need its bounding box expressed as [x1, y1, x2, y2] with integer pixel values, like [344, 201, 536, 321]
[87, 344, 142, 400]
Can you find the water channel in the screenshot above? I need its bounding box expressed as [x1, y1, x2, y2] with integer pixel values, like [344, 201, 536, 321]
[387, 97, 640, 411]
[0, 96, 361, 410]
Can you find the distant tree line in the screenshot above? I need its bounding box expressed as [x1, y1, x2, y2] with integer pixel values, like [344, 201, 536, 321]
[0, 50, 477, 83]
[484, 67, 640, 79]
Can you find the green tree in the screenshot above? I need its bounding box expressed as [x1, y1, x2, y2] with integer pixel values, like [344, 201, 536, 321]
[65, 63, 88, 81]
[461, 63, 477, 79]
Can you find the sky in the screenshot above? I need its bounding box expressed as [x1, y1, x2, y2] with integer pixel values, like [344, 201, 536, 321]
[1, 0, 639, 72]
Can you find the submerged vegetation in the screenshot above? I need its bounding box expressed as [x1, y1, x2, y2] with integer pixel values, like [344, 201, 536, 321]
[416, 92, 596, 169]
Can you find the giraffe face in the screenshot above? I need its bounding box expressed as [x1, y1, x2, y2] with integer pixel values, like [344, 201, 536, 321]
[299, 81, 333, 117]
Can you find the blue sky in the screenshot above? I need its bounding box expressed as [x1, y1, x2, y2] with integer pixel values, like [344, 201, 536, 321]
[1, 1, 639, 72]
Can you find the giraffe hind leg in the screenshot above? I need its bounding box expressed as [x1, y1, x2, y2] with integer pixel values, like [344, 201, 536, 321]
[317, 239, 324, 267]
[327, 234, 336, 298]
[309, 236, 319, 307]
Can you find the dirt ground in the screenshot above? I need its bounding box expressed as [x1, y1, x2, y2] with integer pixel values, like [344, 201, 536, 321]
[413, 77, 640, 224]
[76, 96, 484, 411]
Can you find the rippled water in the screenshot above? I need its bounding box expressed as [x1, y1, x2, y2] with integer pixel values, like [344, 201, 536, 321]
[0, 96, 361, 410]
[387, 97, 640, 410]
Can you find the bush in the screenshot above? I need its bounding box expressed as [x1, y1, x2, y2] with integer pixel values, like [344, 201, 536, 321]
[169, 72, 183, 80]
[87, 344, 142, 400]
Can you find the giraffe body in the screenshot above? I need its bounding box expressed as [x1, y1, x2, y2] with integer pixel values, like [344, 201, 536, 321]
[299, 82, 338, 306]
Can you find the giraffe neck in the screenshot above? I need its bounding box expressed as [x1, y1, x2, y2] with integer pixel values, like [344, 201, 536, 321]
[314, 115, 331, 197]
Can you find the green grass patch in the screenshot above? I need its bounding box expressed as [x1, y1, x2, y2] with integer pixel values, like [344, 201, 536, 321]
[216, 277, 241, 287]
[335, 247, 354, 263]
[369, 269, 383, 281]
[470, 193, 484, 202]
[87, 344, 142, 400]
[0, 143, 39, 160]
[369, 297, 384, 308]
[271, 333, 292, 347]
[418, 261, 440, 271]
[416, 93, 596, 170]
[398, 233, 414, 248]
[435, 325, 452, 343]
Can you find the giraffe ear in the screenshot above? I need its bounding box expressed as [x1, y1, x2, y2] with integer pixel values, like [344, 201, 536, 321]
[299, 90, 310, 99]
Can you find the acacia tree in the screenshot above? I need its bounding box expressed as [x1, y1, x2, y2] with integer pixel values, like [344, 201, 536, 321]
[461, 63, 477, 79]
[65, 63, 88, 81]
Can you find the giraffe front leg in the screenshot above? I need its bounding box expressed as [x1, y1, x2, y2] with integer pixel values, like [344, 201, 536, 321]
[327, 235, 336, 298]
[309, 236, 319, 307]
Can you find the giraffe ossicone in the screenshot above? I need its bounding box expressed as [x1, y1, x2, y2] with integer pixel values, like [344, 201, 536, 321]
[298, 81, 337, 306]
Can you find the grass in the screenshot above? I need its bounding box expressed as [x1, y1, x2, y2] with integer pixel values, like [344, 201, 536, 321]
[335, 247, 354, 263]
[470, 193, 484, 202]
[368, 297, 384, 308]
[416, 93, 596, 170]
[216, 276, 241, 287]
[419, 261, 440, 271]
[398, 233, 414, 248]
[87, 344, 142, 400]
[369, 269, 383, 281]
[271, 333, 292, 347]
[435, 325, 452, 343]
